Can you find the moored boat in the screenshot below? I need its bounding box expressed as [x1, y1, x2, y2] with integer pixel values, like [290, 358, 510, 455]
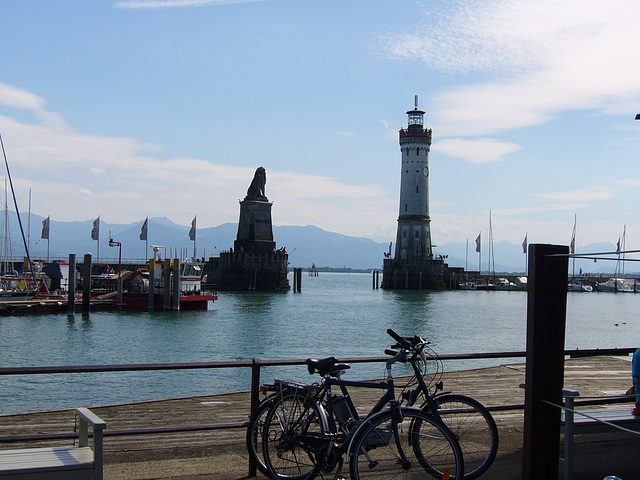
[568, 281, 593, 292]
[597, 278, 632, 293]
[95, 257, 218, 311]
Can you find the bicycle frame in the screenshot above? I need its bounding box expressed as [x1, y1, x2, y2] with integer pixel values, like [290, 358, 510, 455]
[272, 350, 414, 473]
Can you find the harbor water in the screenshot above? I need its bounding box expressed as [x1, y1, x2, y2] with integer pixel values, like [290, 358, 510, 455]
[1, 272, 639, 415]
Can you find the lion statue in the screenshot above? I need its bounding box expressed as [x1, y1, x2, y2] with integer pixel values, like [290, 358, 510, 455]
[246, 166, 267, 200]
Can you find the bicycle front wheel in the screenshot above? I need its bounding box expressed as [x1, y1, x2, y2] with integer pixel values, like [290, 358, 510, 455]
[349, 408, 464, 480]
[430, 394, 499, 480]
[262, 391, 324, 480]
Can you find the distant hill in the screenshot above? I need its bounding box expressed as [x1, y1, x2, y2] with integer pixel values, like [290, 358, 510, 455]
[0, 211, 628, 273]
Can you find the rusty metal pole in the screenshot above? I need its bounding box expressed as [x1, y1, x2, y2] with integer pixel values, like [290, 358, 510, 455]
[522, 243, 569, 480]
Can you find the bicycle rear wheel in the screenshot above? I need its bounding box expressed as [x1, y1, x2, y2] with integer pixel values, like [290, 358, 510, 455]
[262, 390, 324, 480]
[429, 394, 499, 480]
[349, 408, 464, 480]
[246, 392, 281, 477]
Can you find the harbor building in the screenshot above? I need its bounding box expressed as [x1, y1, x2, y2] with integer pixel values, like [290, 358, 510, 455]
[382, 97, 446, 289]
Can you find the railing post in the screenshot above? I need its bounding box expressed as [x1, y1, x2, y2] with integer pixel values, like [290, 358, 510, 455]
[522, 244, 569, 480]
[248, 357, 262, 477]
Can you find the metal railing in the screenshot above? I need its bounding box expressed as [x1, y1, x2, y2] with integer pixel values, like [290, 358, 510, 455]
[0, 347, 636, 475]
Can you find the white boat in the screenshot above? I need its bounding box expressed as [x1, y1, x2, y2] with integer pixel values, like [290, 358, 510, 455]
[568, 281, 593, 292]
[494, 278, 517, 291]
[514, 276, 528, 291]
[597, 278, 632, 293]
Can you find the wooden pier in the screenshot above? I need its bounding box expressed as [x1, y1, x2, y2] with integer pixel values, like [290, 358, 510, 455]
[1, 355, 637, 480]
[0, 297, 117, 314]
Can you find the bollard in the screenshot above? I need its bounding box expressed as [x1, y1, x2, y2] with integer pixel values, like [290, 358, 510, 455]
[67, 254, 76, 315]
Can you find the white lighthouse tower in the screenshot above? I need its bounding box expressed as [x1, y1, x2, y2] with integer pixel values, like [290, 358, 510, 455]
[394, 95, 433, 261]
[382, 96, 445, 290]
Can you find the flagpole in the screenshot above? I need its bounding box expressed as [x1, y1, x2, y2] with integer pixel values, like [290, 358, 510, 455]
[465, 238, 468, 273]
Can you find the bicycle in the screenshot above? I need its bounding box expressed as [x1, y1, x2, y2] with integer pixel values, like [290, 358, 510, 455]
[391, 332, 499, 480]
[259, 330, 465, 480]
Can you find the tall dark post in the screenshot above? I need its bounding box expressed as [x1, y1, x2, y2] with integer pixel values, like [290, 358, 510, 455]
[163, 259, 171, 311]
[82, 253, 92, 315]
[522, 243, 569, 480]
[67, 254, 76, 315]
[172, 258, 180, 311]
[148, 259, 155, 311]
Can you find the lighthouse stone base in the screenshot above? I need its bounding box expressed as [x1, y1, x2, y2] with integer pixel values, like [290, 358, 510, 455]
[381, 257, 446, 290]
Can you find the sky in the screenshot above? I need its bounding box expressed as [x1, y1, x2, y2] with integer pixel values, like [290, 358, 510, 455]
[1, 0, 640, 255]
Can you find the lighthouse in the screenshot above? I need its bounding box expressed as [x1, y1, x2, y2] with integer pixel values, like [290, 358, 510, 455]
[382, 97, 446, 290]
[395, 95, 433, 261]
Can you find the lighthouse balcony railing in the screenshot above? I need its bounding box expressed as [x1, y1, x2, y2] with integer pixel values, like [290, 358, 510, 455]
[399, 127, 432, 138]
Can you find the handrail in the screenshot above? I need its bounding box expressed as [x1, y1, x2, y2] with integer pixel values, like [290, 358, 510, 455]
[1, 347, 636, 476]
[0, 347, 634, 376]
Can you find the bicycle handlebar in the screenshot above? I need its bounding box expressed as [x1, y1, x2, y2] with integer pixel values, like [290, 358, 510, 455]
[387, 328, 413, 349]
[387, 328, 429, 350]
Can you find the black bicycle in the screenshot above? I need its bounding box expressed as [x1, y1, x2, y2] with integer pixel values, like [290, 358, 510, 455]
[391, 332, 499, 480]
[247, 330, 498, 480]
[258, 330, 465, 480]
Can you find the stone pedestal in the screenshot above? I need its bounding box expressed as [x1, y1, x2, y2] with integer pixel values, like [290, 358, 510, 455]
[234, 199, 275, 255]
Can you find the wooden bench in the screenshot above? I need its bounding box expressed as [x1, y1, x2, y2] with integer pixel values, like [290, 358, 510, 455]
[561, 389, 640, 480]
[0, 408, 106, 480]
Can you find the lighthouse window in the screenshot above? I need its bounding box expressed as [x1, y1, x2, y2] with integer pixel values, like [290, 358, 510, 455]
[416, 186, 419, 193]
[405, 204, 408, 212]
[415, 231, 419, 238]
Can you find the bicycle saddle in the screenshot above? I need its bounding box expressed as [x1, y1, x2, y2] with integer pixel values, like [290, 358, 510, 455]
[306, 357, 351, 377]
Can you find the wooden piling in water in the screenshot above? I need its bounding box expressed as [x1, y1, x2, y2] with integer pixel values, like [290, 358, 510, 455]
[172, 259, 180, 311]
[67, 254, 76, 315]
[163, 259, 171, 311]
[82, 253, 91, 315]
[148, 259, 155, 311]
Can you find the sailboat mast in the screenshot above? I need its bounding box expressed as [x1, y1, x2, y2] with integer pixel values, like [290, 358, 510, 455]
[621, 225, 626, 276]
[488, 210, 495, 281]
[0, 132, 32, 271]
[27, 188, 31, 256]
[465, 238, 468, 273]
[571, 214, 577, 278]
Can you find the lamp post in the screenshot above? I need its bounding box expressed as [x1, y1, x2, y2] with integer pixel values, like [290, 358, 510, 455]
[109, 238, 122, 307]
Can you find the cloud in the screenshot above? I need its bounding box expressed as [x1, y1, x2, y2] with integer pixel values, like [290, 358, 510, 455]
[433, 138, 521, 163]
[0, 86, 397, 239]
[0, 82, 45, 111]
[336, 130, 355, 138]
[534, 186, 615, 202]
[114, 0, 265, 8]
[380, 0, 640, 136]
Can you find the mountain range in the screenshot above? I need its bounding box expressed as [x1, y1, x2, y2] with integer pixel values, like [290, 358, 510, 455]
[0, 212, 626, 274]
